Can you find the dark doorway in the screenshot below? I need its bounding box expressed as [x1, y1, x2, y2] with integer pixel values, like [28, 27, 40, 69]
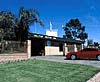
[59, 43, 63, 52]
[31, 38, 45, 56]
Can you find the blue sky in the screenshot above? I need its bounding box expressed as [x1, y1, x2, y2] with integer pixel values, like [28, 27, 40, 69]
[0, 0, 100, 42]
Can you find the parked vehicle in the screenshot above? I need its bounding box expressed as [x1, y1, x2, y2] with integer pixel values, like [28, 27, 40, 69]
[66, 48, 100, 60]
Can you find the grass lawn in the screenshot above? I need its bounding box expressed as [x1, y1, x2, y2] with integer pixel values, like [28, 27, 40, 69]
[0, 59, 100, 82]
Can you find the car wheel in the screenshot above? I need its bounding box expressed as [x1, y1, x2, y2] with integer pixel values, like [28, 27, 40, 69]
[70, 54, 77, 60]
[97, 55, 100, 61]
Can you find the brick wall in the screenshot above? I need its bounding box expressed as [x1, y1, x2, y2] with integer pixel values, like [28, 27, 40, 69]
[0, 53, 28, 62]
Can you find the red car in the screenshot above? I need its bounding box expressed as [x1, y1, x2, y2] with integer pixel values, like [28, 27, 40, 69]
[66, 48, 100, 60]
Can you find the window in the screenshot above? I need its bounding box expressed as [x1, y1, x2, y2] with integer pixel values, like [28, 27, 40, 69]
[46, 40, 51, 46]
[83, 48, 98, 51]
[83, 48, 88, 51]
[83, 48, 91, 51]
[91, 48, 98, 51]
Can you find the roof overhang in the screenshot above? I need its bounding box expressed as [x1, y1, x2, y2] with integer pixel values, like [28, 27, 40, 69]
[28, 33, 84, 44]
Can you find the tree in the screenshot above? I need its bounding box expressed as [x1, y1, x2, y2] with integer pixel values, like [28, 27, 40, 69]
[65, 19, 81, 39]
[0, 11, 16, 52]
[0, 7, 44, 42]
[77, 32, 88, 41]
[63, 18, 88, 42]
[15, 7, 44, 41]
[0, 11, 16, 41]
[87, 39, 93, 46]
[64, 27, 72, 39]
[94, 42, 99, 47]
[77, 26, 88, 42]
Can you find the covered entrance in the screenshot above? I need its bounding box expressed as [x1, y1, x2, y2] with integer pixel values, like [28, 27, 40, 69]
[31, 38, 45, 56]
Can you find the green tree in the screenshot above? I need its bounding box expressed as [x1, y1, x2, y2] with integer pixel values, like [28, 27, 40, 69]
[0, 7, 44, 42]
[0, 11, 16, 41]
[15, 7, 44, 41]
[94, 42, 99, 47]
[0, 11, 16, 52]
[77, 26, 88, 41]
[87, 39, 93, 46]
[63, 26, 72, 39]
[65, 19, 81, 39]
[63, 18, 88, 41]
[77, 32, 88, 41]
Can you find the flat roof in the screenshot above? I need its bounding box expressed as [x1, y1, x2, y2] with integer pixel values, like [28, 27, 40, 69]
[28, 33, 84, 44]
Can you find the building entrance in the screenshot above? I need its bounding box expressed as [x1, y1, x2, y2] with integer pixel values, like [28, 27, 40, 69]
[31, 38, 45, 56]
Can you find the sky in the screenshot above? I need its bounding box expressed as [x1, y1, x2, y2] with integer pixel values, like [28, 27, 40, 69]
[0, 0, 100, 43]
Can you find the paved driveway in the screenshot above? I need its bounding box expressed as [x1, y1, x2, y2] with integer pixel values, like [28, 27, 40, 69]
[31, 56, 100, 68]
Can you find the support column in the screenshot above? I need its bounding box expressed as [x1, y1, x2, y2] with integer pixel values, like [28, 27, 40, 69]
[74, 44, 77, 52]
[63, 43, 68, 56]
[82, 44, 84, 50]
[27, 40, 31, 58]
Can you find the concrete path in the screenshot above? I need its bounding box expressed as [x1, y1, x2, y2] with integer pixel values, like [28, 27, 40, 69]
[87, 72, 100, 82]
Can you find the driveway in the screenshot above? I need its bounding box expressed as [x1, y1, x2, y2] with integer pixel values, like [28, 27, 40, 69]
[31, 56, 100, 68]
